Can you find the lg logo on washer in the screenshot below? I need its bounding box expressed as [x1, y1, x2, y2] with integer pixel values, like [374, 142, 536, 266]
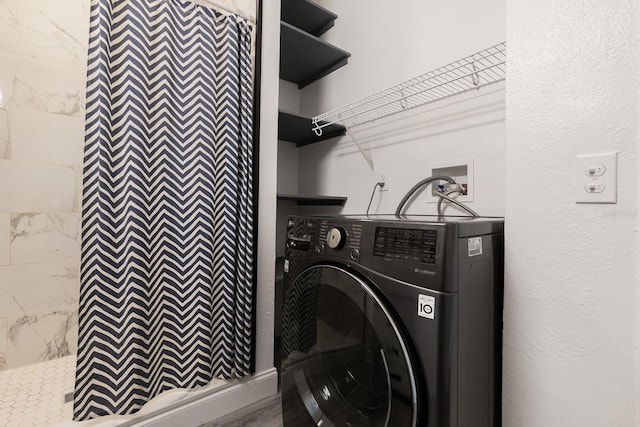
[418, 294, 435, 320]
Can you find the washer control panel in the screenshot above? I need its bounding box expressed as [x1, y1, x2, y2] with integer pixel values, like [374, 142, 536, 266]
[286, 217, 439, 264]
[285, 215, 503, 292]
[285, 215, 446, 289]
[319, 220, 362, 251]
[286, 217, 363, 257]
[326, 227, 346, 249]
[373, 227, 437, 264]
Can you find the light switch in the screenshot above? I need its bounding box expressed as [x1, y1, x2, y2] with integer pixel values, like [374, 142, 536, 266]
[576, 153, 617, 204]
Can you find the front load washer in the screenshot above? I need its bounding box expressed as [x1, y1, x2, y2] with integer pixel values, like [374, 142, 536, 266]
[280, 215, 504, 427]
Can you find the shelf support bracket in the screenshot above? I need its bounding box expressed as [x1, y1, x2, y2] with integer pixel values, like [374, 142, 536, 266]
[346, 128, 374, 171]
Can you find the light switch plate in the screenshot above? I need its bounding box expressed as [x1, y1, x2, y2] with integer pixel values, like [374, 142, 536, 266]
[576, 152, 618, 204]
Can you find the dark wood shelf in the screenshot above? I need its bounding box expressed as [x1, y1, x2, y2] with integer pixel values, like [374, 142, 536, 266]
[280, 21, 350, 89]
[276, 2, 347, 210]
[281, 0, 337, 37]
[277, 194, 347, 206]
[278, 109, 346, 146]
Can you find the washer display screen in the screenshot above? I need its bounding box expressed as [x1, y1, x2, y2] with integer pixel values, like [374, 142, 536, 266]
[373, 227, 437, 263]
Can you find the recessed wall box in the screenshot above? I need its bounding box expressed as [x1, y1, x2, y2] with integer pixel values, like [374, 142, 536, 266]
[428, 159, 474, 203]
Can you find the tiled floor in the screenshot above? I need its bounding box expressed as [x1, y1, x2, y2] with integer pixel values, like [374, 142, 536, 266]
[0, 356, 75, 427]
[0, 356, 279, 427]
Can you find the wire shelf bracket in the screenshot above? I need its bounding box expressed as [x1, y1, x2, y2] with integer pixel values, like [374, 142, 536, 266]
[311, 42, 506, 137]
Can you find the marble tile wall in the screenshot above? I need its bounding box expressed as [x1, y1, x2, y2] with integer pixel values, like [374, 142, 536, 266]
[0, 318, 6, 369]
[0, 110, 8, 159]
[0, 0, 257, 372]
[0, 0, 89, 371]
[0, 213, 9, 266]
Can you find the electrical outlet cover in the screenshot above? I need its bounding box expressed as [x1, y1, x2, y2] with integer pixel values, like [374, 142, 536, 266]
[374, 171, 389, 191]
[576, 152, 617, 204]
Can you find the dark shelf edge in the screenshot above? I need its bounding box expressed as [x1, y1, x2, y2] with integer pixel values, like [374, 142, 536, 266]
[277, 194, 348, 206]
[296, 56, 350, 89]
[278, 109, 346, 146]
[280, 21, 351, 88]
[296, 126, 346, 147]
[314, 20, 336, 38]
[281, 0, 337, 37]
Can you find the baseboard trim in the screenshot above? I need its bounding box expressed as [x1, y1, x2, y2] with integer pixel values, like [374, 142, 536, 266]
[130, 368, 279, 427]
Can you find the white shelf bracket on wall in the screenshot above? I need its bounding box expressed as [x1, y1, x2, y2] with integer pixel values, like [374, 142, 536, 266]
[311, 42, 506, 137]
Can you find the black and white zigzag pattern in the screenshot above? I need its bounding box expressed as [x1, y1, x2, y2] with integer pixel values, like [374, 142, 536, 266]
[73, 0, 254, 420]
[281, 268, 321, 360]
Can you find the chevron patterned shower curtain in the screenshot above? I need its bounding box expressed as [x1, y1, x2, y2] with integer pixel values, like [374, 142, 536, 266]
[73, 0, 254, 420]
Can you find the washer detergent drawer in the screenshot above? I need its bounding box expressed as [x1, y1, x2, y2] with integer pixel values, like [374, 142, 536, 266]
[281, 265, 418, 427]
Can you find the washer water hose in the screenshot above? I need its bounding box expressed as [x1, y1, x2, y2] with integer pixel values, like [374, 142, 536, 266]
[436, 189, 479, 217]
[394, 175, 456, 217]
[394, 175, 479, 218]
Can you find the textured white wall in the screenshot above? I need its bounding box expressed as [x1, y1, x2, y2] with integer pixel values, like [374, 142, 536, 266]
[504, 1, 640, 425]
[254, 0, 279, 374]
[297, 0, 507, 217]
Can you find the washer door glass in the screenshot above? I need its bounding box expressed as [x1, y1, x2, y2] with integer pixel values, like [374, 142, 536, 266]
[281, 265, 418, 427]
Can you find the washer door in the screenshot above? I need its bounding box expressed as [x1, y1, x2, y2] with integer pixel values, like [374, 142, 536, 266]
[281, 265, 418, 427]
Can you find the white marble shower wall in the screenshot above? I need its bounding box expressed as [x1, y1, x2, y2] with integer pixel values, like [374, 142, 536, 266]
[0, 0, 89, 370]
[0, 0, 256, 373]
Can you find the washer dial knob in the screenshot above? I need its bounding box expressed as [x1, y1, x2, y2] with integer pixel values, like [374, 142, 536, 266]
[326, 227, 347, 249]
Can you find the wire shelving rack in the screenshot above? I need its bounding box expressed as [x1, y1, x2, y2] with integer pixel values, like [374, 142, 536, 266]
[311, 42, 506, 136]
